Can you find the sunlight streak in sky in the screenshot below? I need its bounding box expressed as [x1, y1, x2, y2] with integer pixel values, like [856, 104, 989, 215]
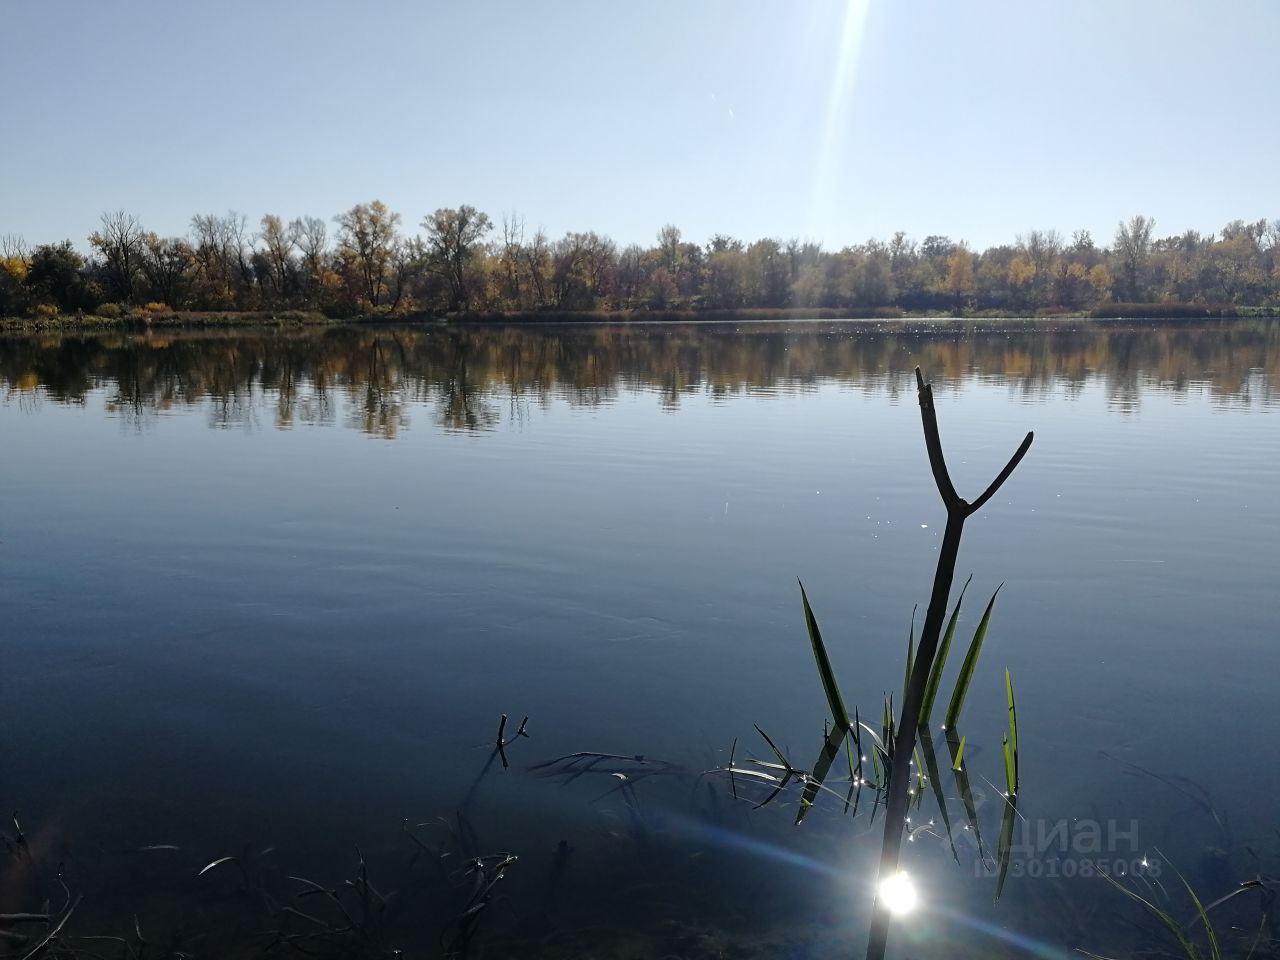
[807, 0, 873, 240]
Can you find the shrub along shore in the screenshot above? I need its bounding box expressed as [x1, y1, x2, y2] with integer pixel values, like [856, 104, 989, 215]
[2, 302, 1277, 333]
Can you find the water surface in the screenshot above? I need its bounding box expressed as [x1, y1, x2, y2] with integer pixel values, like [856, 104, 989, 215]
[1, 320, 1277, 957]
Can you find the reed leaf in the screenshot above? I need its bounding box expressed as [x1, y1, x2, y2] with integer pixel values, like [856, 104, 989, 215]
[1099, 872, 1203, 960]
[1005, 667, 1019, 794]
[799, 581, 850, 729]
[852, 706, 864, 781]
[197, 856, 237, 877]
[1002, 735, 1015, 797]
[1191, 880, 1265, 929]
[1167, 856, 1221, 960]
[921, 576, 971, 728]
[797, 723, 848, 824]
[754, 724, 790, 771]
[994, 793, 1018, 900]
[945, 728, 985, 858]
[943, 584, 1003, 731]
[917, 725, 958, 861]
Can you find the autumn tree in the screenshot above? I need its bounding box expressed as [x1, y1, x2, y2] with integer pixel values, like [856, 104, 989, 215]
[523, 229, 552, 308]
[705, 236, 746, 309]
[495, 214, 526, 308]
[258, 214, 298, 302]
[614, 244, 647, 309]
[190, 212, 254, 308]
[141, 235, 194, 308]
[0, 244, 31, 316]
[334, 201, 401, 309]
[746, 238, 789, 307]
[423, 205, 493, 311]
[1016, 229, 1061, 307]
[386, 236, 427, 312]
[89, 210, 146, 302]
[851, 241, 894, 307]
[27, 241, 87, 311]
[290, 216, 329, 303]
[1114, 215, 1155, 301]
[548, 231, 615, 310]
[942, 242, 976, 311]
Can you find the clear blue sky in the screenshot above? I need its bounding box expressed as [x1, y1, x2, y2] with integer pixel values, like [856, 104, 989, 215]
[2, 0, 1276, 252]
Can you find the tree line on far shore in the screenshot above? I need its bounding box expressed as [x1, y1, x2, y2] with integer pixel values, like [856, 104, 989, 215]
[2, 205, 1278, 320]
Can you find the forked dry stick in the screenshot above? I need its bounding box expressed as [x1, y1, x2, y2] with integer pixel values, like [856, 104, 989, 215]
[865, 367, 1033, 960]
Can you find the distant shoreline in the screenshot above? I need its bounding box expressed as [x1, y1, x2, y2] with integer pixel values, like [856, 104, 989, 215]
[2, 303, 1277, 333]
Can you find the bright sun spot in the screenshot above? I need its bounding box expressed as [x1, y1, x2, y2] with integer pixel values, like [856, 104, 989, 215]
[878, 871, 919, 916]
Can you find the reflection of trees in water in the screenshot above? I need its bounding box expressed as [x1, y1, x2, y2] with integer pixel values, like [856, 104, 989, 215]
[344, 336, 407, 439]
[439, 331, 498, 432]
[1, 320, 1277, 434]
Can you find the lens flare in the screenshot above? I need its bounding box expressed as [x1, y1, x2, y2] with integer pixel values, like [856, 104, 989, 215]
[878, 870, 919, 916]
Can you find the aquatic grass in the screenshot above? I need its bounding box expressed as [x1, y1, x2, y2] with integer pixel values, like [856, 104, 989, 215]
[1088, 871, 1206, 960]
[1004, 668, 1019, 795]
[944, 728, 985, 858]
[920, 578, 969, 728]
[942, 584, 1002, 732]
[1176, 861, 1223, 960]
[747, 367, 1030, 956]
[799, 580, 851, 732]
[916, 725, 959, 861]
[1082, 852, 1273, 960]
[993, 790, 1018, 901]
[797, 723, 848, 824]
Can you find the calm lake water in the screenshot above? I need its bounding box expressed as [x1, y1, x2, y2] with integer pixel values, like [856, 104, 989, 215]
[1, 319, 1278, 958]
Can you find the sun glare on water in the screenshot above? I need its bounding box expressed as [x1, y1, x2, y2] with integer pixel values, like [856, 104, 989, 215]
[878, 871, 920, 916]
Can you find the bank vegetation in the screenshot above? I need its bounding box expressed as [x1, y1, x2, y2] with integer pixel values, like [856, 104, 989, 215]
[3, 207, 1279, 324]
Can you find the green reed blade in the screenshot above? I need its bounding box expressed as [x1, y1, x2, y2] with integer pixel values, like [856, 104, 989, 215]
[861, 721, 884, 788]
[753, 724, 790, 772]
[994, 793, 1018, 900]
[943, 584, 1003, 731]
[845, 778, 862, 817]
[1192, 880, 1265, 929]
[798, 581, 850, 729]
[1167, 856, 1221, 960]
[857, 716, 884, 753]
[917, 725, 958, 862]
[852, 706, 864, 780]
[1100, 871, 1203, 960]
[1005, 667, 1019, 794]
[921, 575, 971, 727]
[1002, 734, 1015, 797]
[945, 727, 984, 859]
[797, 723, 848, 824]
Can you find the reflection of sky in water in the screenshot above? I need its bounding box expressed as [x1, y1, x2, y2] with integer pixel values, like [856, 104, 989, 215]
[0, 322, 1277, 956]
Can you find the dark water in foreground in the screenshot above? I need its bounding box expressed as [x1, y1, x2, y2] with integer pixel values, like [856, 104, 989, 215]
[1, 319, 1278, 958]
